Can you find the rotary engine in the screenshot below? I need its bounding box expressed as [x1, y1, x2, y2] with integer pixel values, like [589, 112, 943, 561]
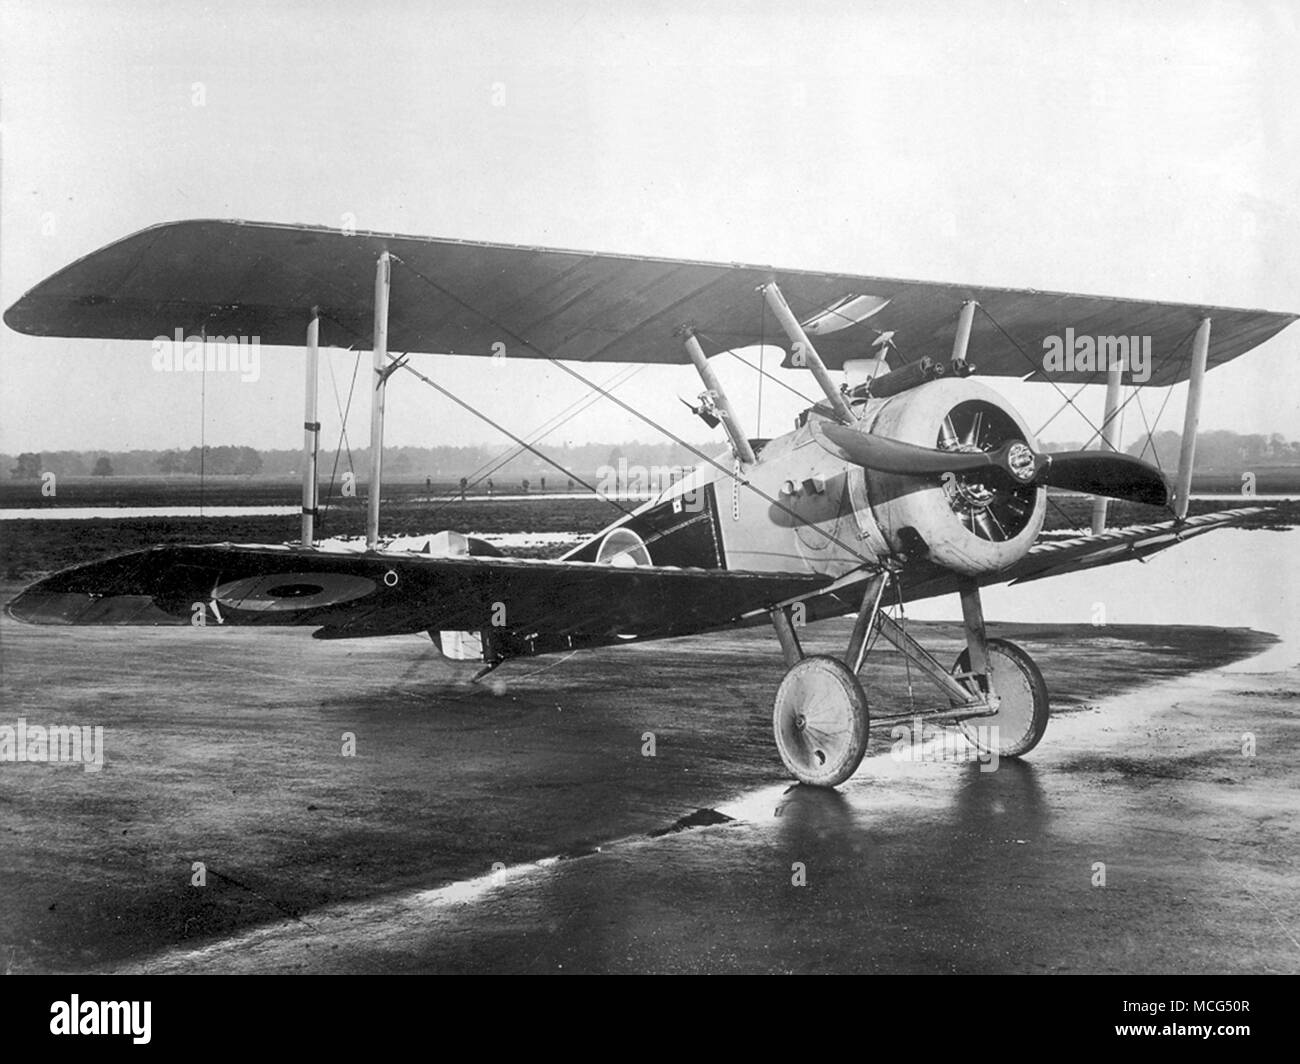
[808, 371, 1167, 577]
[857, 378, 1046, 575]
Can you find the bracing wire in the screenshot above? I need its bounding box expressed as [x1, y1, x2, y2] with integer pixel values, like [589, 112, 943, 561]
[317, 346, 362, 538]
[387, 354, 641, 522]
[388, 253, 876, 566]
[310, 309, 638, 523]
[422, 362, 648, 524]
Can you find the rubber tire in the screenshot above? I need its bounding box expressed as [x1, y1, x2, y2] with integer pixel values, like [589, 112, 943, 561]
[952, 638, 1049, 757]
[773, 655, 870, 787]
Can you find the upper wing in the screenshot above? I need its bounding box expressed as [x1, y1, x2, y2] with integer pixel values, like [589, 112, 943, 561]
[5, 219, 1294, 384]
[4, 543, 830, 647]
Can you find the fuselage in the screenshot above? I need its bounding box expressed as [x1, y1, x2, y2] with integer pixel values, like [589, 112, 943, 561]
[564, 375, 1047, 582]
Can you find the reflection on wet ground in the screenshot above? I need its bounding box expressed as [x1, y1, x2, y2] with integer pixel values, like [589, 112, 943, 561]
[1, 528, 1296, 973]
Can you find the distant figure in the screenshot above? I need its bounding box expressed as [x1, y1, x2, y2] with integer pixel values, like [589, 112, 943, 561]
[567, 478, 574, 492]
[459, 476, 467, 501]
[425, 476, 432, 500]
[521, 478, 530, 493]
[540, 476, 546, 492]
[486, 478, 494, 496]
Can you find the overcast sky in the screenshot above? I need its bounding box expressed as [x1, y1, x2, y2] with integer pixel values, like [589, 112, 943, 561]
[2, 0, 1297, 458]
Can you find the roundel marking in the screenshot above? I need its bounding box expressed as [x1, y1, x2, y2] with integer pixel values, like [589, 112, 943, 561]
[213, 571, 378, 612]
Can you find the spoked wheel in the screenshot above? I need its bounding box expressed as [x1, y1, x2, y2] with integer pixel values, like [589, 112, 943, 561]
[773, 656, 870, 787]
[951, 638, 1049, 757]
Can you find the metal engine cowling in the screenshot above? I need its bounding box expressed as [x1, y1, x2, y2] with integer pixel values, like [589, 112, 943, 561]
[861, 378, 1046, 575]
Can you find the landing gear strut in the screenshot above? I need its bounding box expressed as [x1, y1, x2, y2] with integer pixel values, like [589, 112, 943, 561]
[769, 571, 1049, 786]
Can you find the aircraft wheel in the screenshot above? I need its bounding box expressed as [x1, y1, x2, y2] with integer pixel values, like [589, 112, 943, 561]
[773, 656, 870, 787]
[952, 638, 1049, 757]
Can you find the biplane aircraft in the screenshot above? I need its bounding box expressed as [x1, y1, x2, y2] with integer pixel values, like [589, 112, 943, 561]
[5, 220, 1296, 786]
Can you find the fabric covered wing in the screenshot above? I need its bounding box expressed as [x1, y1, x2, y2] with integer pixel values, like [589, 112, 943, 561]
[5, 543, 831, 644]
[5, 219, 1294, 384]
[896, 507, 1265, 603]
[756, 507, 1268, 630]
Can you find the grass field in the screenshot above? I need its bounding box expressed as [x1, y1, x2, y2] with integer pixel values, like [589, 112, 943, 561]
[4, 467, 1300, 510]
[0, 475, 586, 510]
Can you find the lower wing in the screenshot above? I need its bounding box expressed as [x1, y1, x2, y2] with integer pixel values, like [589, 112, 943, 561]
[898, 505, 1269, 605]
[5, 507, 1269, 650]
[751, 507, 1271, 625]
[5, 544, 830, 652]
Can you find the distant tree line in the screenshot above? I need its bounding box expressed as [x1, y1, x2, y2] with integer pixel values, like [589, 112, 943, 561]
[4, 441, 713, 480]
[1123, 430, 1300, 470]
[1040, 431, 1299, 467]
[7, 432, 1297, 480]
[8, 446, 263, 479]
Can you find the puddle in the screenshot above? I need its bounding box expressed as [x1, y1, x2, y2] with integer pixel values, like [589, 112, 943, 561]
[648, 807, 736, 837]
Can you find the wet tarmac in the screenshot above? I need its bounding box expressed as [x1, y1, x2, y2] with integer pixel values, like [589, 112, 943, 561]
[1, 575, 1295, 973]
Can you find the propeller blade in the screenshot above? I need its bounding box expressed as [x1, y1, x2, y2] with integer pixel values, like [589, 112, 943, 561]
[1038, 451, 1169, 506]
[815, 422, 997, 476]
[815, 422, 1167, 505]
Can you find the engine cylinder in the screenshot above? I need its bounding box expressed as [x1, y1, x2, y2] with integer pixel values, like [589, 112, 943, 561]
[862, 378, 1045, 575]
